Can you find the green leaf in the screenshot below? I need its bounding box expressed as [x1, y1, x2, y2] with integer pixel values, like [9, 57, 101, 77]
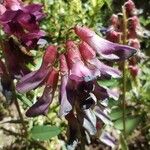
[30, 125, 61, 141]
[114, 116, 141, 135]
[98, 78, 119, 87]
[110, 107, 132, 121]
[104, 0, 112, 9]
[17, 94, 32, 107]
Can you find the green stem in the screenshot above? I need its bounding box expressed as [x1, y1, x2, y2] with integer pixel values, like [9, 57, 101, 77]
[122, 6, 128, 137]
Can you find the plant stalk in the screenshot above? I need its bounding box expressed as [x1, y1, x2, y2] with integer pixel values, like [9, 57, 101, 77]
[122, 6, 128, 137]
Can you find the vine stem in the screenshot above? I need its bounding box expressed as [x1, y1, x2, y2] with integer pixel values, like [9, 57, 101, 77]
[122, 6, 128, 137]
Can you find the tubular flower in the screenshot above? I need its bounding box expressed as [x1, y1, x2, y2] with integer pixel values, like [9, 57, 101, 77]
[26, 68, 59, 117]
[79, 42, 121, 78]
[16, 45, 57, 93]
[74, 25, 136, 61]
[124, 0, 136, 17]
[66, 40, 100, 82]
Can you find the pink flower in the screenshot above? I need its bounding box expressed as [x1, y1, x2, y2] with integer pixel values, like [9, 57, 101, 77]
[124, 0, 136, 16]
[4, 0, 22, 11]
[109, 14, 119, 28]
[66, 40, 99, 82]
[128, 38, 140, 49]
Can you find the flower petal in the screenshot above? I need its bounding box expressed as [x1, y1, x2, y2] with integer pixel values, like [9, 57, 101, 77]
[100, 130, 117, 148]
[59, 55, 73, 117]
[16, 67, 50, 93]
[16, 45, 57, 93]
[0, 4, 6, 15]
[74, 25, 137, 61]
[66, 40, 82, 68]
[26, 68, 59, 117]
[94, 81, 119, 100]
[94, 106, 112, 125]
[66, 41, 100, 82]
[78, 109, 97, 135]
[26, 86, 52, 117]
[4, 0, 22, 11]
[79, 42, 121, 78]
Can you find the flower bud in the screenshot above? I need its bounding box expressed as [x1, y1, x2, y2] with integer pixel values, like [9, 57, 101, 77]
[129, 65, 139, 78]
[106, 31, 122, 43]
[128, 38, 140, 49]
[110, 14, 119, 28]
[124, 0, 136, 16]
[128, 16, 140, 30]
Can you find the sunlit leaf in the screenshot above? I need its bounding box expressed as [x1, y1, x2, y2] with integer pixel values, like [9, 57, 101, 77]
[110, 107, 132, 121]
[98, 78, 119, 87]
[30, 125, 61, 141]
[114, 116, 141, 135]
[17, 94, 32, 107]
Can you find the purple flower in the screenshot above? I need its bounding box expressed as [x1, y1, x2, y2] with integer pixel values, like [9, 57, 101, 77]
[21, 30, 46, 48]
[77, 80, 119, 109]
[79, 42, 121, 78]
[74, 25, 137, 61]
[26, 68, 59, 117]
[0, 3, 45, 48]
[2, 38, 31, 78]
[16, 45, 57, 93]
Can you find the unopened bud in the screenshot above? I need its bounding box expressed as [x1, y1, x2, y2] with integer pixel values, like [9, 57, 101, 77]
[124, 0, 136, 16]
[128, 38, 140, 49]
[106, 30, 122, 43]
[128, 16, 140, 30]
[110, 14, 119, 27]
[129, 65, 139, 78]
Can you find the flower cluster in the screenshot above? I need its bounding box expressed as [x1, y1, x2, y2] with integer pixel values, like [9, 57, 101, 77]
[106, 0, 141, 78]
[0, 0, 45, 49]
[16, 25, 136, 148]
